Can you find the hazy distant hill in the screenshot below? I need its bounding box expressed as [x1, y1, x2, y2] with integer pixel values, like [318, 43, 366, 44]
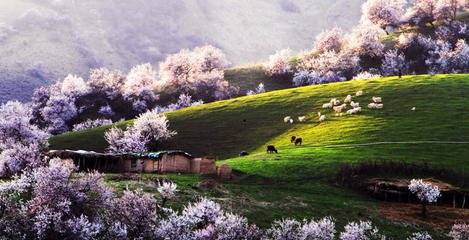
[0, 0, 364, 102]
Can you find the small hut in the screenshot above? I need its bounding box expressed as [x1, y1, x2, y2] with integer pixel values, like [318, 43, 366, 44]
[46, 150, 217, 175]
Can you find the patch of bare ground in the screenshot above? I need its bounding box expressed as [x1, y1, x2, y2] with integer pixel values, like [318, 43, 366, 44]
[380, 202, 469, 230]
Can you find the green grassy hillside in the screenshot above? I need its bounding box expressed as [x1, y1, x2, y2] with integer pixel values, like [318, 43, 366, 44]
[51, 74, 469, 163]
[50, 74, 469, 238]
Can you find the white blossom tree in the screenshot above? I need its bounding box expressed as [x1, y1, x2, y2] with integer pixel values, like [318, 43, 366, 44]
[246, 83, 266, 96]
[408, 179, 441, 218]
[382, 49, 408, 76]
[408, 232, 433, 240]
[41, 94, 78, 134]
[264, 49, 294, 77]
[88, 68, 125, 97]
[314, 27, 345, 53]
[104, 126, 148, 154]
[435, 0, 467, 21]
[339, 220, 383, 240]
[361, 0, 405, 34]
[59, 74, 90, 98]
[405, 0, 438, 27]
[449, 223, 469, 240]
[426, 39, 469, 74]
[0, 101, 49, 176]
[158, 45, 232, 102]
[105, 111, 175, 153]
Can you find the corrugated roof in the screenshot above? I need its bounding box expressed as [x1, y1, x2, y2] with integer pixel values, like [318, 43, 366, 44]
[47, 150, 193, 160]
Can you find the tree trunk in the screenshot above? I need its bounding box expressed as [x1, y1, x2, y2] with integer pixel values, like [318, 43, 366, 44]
[421, 202, 427, 218]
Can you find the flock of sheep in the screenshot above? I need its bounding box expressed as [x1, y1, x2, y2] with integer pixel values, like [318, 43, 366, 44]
[283, 90, 384, 124]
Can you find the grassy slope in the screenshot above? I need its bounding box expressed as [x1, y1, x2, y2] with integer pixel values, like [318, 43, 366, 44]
[51, 74, 469, 238]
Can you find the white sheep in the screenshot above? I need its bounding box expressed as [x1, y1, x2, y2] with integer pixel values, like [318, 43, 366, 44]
[347, 107, 362, 115]
[322, 103, 333, 109]
[350, 101, 360, 108]
[333, 104, 347, 113]
[372, 97, 382, 103]
[284, 116, 292, 123]
[368, 103, 383, 109]
[344, 95, 352, 103]
[330, 98, 341, 106]
[289, 118, 294, 123]
[335, 113, 343, 117]
[356, 90, 363, 96]
[411, 107, 416, 111]
[298, 116, 309, 122]
[319, 115, 326, 122]
[317, 112, 322, 117]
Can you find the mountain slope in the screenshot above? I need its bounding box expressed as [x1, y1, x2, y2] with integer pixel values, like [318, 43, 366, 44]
[0, 0, 365, 102]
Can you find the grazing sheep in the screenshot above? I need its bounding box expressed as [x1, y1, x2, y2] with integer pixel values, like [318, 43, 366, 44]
[335, 113, 343, 117]
[350, 101, 360, 108]
[298, 116, 309, 122]
[267, 145, 278, 153]
[368, 103, 384, 109]
[372, 97, 382, 103]
[333, 104, 347, 113]
[319, 115, 326, 122]
[317, 112, 322, 117]
[291, 136, 296, 143]
[322, 103, 333, 109]
[289, 119, 294, 124]
[411, 107, 416, 111]
[239, 151, 249, 156]
[284, 116, 292, 123]
[346, 107, 362, 115]
[356, 90, 363, 96]
[330, 98, 341, 106]
[294, 138, 302, 146]
[344, 95, 352, 103]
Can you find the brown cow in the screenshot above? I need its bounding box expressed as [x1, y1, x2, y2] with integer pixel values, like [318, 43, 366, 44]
[290, 136, 296, 143]
[294, 138, 302, 146]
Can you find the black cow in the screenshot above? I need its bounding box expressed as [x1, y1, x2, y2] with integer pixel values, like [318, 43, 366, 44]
[290, 136, 296, 143]
[295, 138, 302, 146]
[239, 151, 249, 156]
[267, 145, 278, 153]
